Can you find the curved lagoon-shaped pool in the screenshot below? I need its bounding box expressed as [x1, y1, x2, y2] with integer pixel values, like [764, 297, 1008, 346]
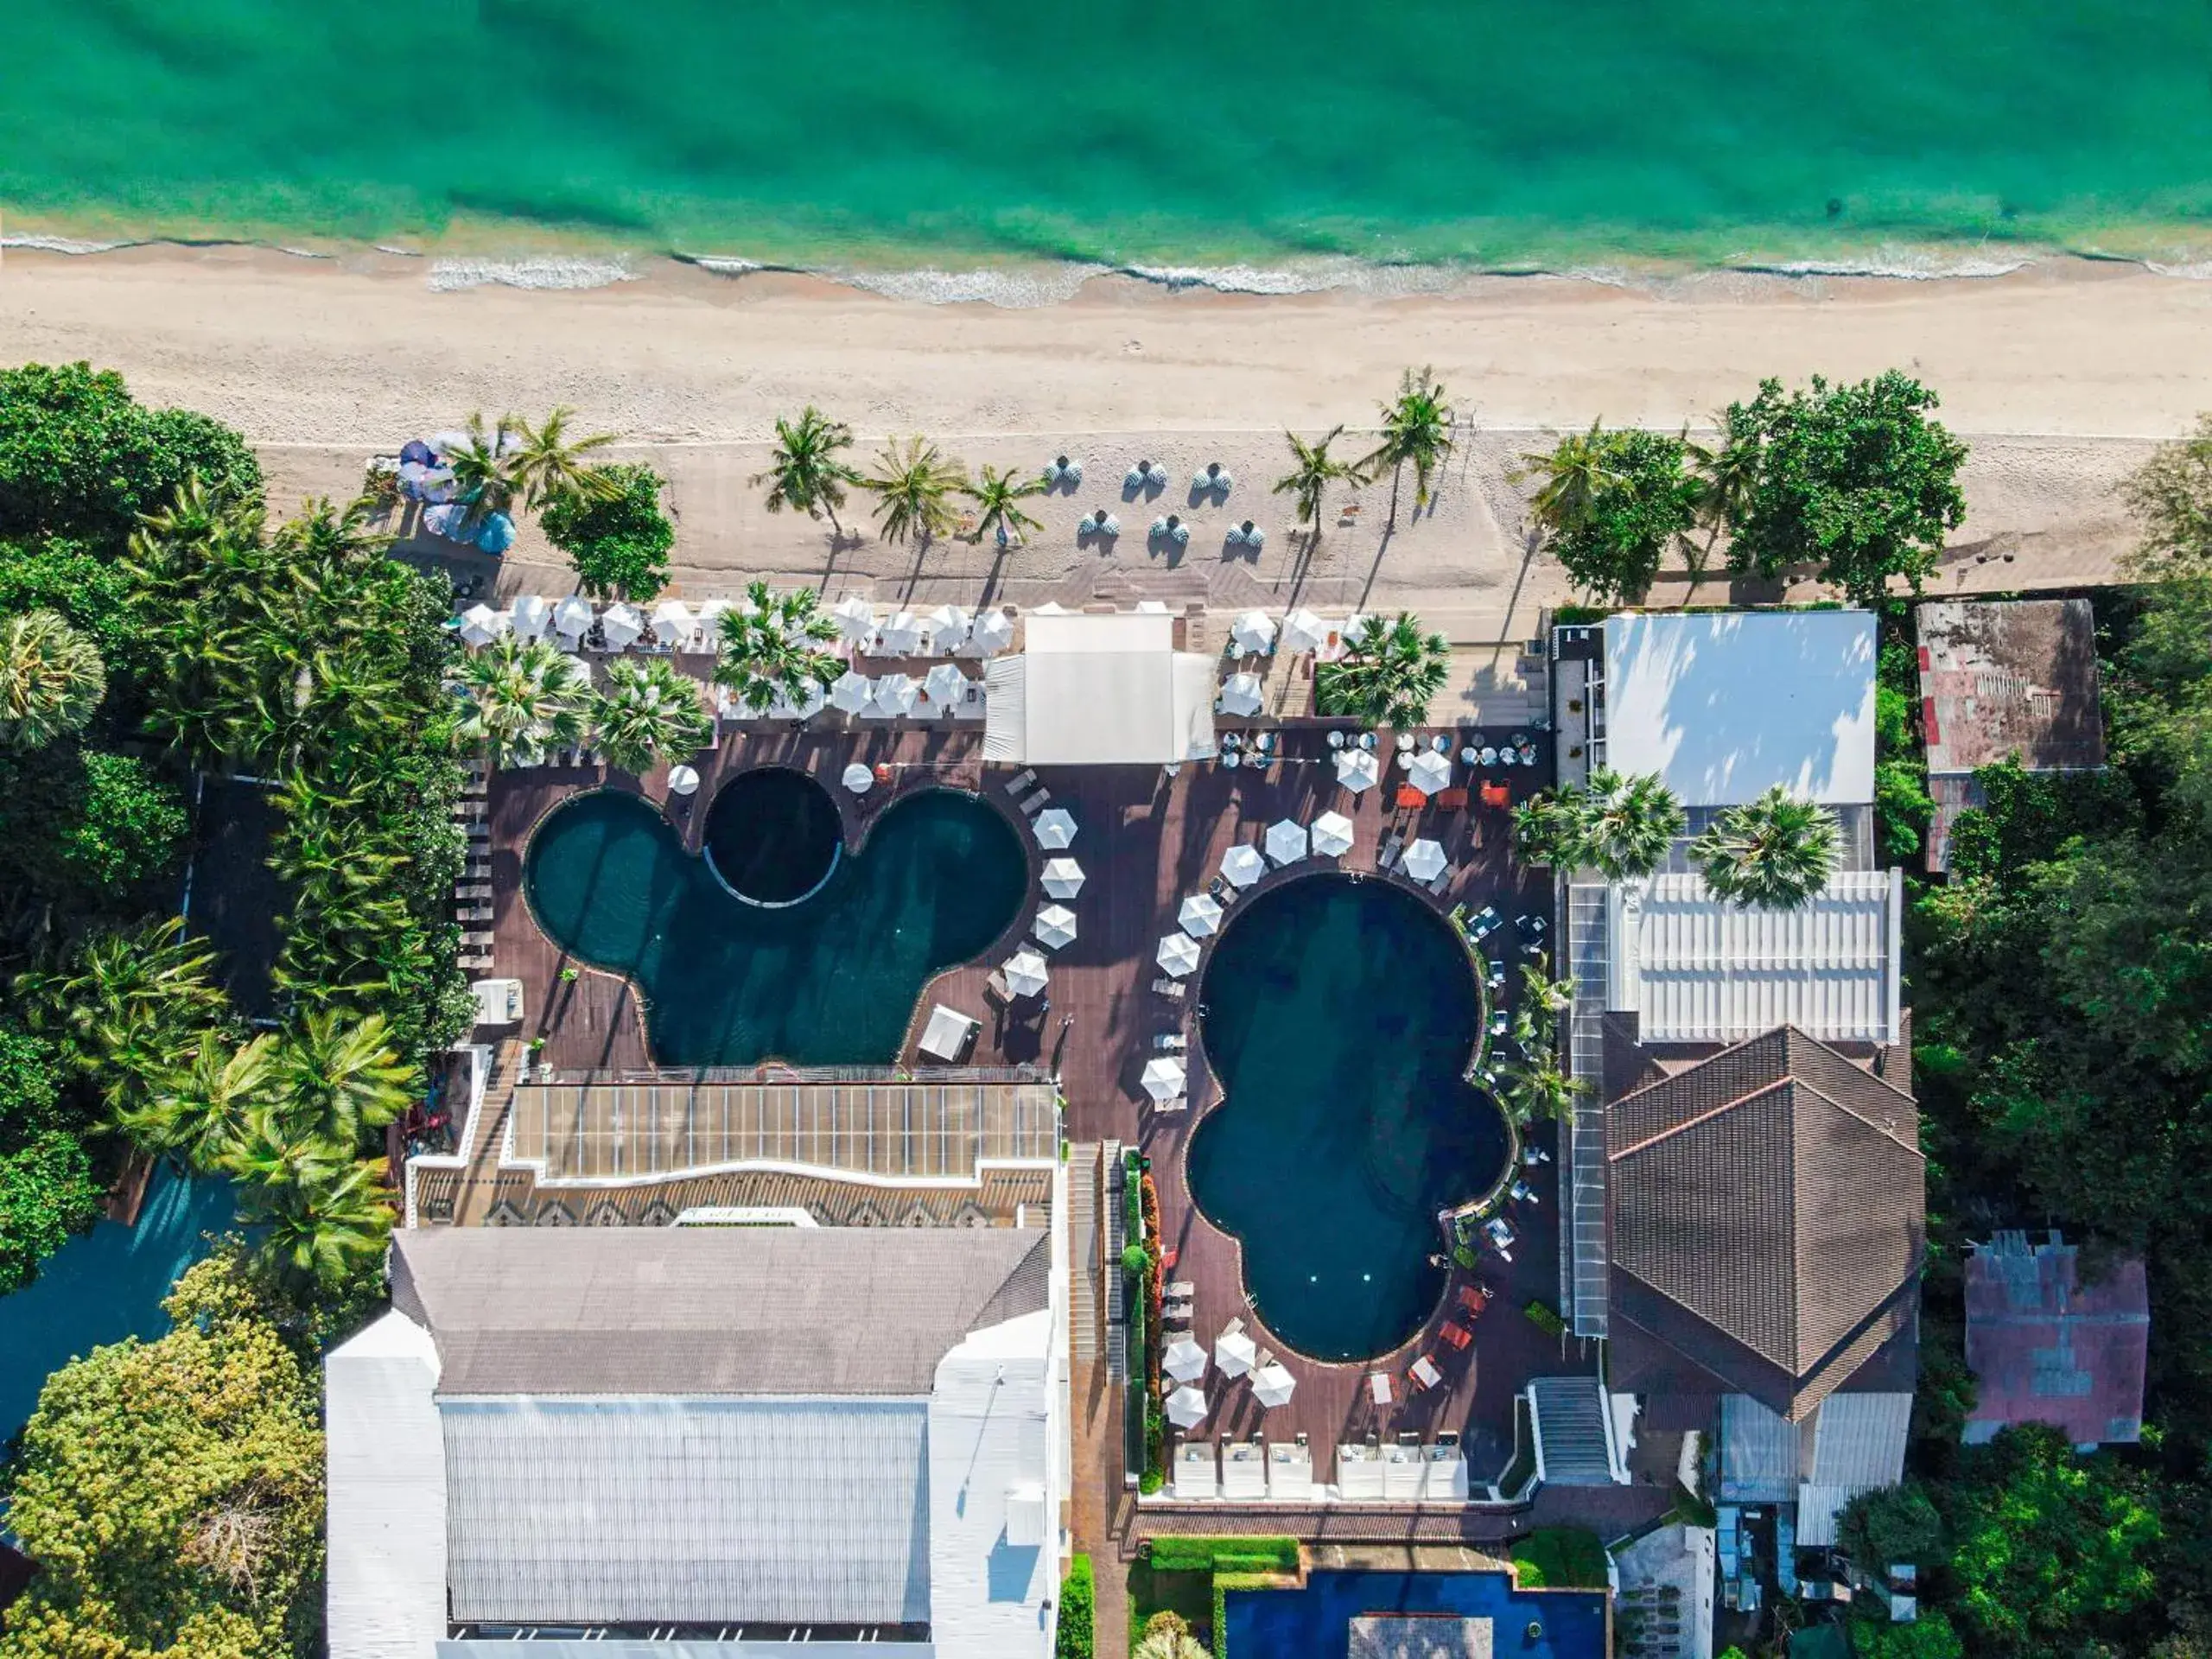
[525, 781, 1027, 1065]
[1191, 874, 1508, 1361]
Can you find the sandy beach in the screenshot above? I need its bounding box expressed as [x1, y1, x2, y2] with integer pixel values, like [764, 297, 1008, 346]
[3, 245, 2209, 669]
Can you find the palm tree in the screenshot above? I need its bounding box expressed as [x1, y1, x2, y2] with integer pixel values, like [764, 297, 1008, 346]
[713, 580, 842, 715]
[593, 657, 714, 774]
[1133, 1612, 1209, 1659]
[863, 436, 965, 546]
[1689, 785, 1840, 908]
[1498, 1043, 1585, 1129]
[1683, 423, 1761, 594]
[1510, 791, 1580, 868]
[1512, 419, 1618, 537]
[227, 1141, 395, 1292]
[456, 635, 593, 766]
[1314, 611, 1451, 729]
[964, 464, 1045, 547]
[271, 1009, 416, 1149]
[1360, 366, 1456, 530]
[753, 407, 863, 541]
[22, 918, 226, 1117]
[0, 609, 105, 748]
[1272, 425, 1364, 542]
[117, 1030, 277, 1171]
[506, 406, 622, 512]
[1573, 768, 1687, 880]
[443, 411, 527, 517]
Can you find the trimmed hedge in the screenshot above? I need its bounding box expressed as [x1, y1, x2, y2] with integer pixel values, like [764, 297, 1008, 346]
[1055, 1554, 1094, 1659]
[1145, 1536, 1301, 1574]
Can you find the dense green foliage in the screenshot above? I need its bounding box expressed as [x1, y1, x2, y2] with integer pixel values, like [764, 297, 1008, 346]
[540, 461, 675, 599]
[1522, 424, 1701, 604]
[1313, 610, 1450, 728]
[1689, 783, 1840, 908]
[0, 1128, 102, 1296]
[1141, 1537, 1301, 1574]
[0, 745, 188, 927]
[1509, 1527, 1608, 1588]
[1513, 767, 1685, 879]
[1055, 1554, 1094, 1659]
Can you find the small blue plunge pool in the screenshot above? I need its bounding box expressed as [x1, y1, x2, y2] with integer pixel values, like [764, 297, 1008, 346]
[1225, 1570, 1607, 1659]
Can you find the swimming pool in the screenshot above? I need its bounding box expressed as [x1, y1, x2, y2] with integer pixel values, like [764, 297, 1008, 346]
[1224, 1569, 1606, 1658]
[702, 766, 844, 906]
[1190, 874, 1508, 1360]
[524, 780, 1028, 1065]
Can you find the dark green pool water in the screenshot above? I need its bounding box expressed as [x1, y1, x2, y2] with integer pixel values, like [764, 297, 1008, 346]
[1191, 875, 1507, 1361]
[525, 783, 1027, 1065]
[702, 766, 843, 905]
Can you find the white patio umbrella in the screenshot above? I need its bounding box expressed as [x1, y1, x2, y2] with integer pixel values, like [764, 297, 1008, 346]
[879, 610, 924, 654]
[923, 662, 970, 713]
[1336, 747, 1381, 793]
[1141, 1057, 1187, 1100]
[1265, 818, 1309, 866]
[774, 678, 828, 720]
[1179, 893, 1224, 937]
[1402, 838, 1448, 882]
[971, 608, 1016, 655]
[666, 764, 701, 797]
[1407, 748, 1452, 796]
[841, 762, 874, 794]
[1033, 808, 1077, 849]
[1280, 608, 1328, 654]
[693, 598, 732, 650]
[1033, 906, 1077, 950]
[650, 598, 695, 646]
[832, 594, 876, 643]
[830, 670, 874, 715]
[508, 593, 551, 641]
[1216, 1329, 1259, 1377]
[1221, 843, 1266, 888]
[550, 594, 594, 641]
[1310, 810, 1356, 857]
[1156, 933, 1202, 977]
[1002, 949, 1050, 999]
[1041, 857, 1086, 899]
[1230, 611, 1277, 655]
[600, 601, 645, 650]
[925, 603, 971, 653]
[1166, 1385, 1210, 1429]
[1251, 1363, 1297, 1408]
[1217, 673, 1264, 717]
[1163, 1336, 1208, 1383]
[458, 603, 508, 647]
[870, 673, 918, 717]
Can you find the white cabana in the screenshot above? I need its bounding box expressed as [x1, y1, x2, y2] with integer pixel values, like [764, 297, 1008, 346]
[459, 603, 508, 647]
[870, 673, 918, 718]
[665, 764, 701, 797]
[925, 604, 970, 653]
[1407, 748, 1452, 796]
[1216, 1329, 1258, 1377]
[830, 671, 874, 715]
[841, 762, 874, 794]
[1217, 673, 1264, 718]
[1251, 1363, 1297, 1408]
[1230, 611, 1277, 655]
[1141, 1057, 1186, 1101]
[923, 662, 971, 714]
[1310, 810, 1356, 857]
[984, 611, 1215, 766]
[1280, 608, 1328, 655]
[832, 594, 876, 643]
[878, 611, 924, 655]
[1002, 950, 1050, 999]
[508, 594, 551, 641]
[1179, 893, 1223, 937]
[1402, 838, 1448, 882]
[1265, 818, 1308, 866]
[1162, 1336, 1208, 1383]
[917, 1003, 978, 1062]
[651, 598, 695, 646]
[1041, 857, 1086, 899]
[600, 602, 645, 650]
[550, 594, 594, 642]
[1033, 906, 1077, 950]
[1221, 844, 1266, 888]
[1156, 933, 1202, 978]
[1336, 747, 1381, 793]
[1033, 808, 1077, 849]
[970, 608, 1016, 656]
[1166, 1386, 1209, 1429]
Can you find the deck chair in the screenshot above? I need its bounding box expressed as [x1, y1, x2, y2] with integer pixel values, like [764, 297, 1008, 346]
[1378, 833, 1405, 871]
[1002, 768, 1038, 796]
[1153, 977, 1187, 999]
[1020, 788, 1052, 814]
[984, 970, 1013, 1007]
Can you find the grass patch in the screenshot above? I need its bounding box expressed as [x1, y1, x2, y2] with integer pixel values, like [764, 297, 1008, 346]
[1510, 1527, 1609, 1589]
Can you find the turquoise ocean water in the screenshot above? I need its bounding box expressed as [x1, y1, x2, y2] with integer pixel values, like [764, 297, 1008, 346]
[5, 0, 2212, 276]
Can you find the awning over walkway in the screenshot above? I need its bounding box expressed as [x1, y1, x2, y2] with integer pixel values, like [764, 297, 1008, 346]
[983, 611, 1217, 765]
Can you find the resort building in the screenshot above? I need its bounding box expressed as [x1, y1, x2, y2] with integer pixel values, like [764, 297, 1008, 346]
[327, 1225, 1070, 1659]
[1914, 597, 2107, 873]
[1963, 1230, 2148, 1451]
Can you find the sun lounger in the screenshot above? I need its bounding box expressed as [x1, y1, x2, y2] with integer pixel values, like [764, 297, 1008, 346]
[455, 904, 493, 923]
[1426, 867, 1452, 894]
[1167, 1281, 1196, 1300]
[456, 881, 493, 899]
[1221, 1314, 1244, 1338]
[461, 930, 493, 948]
[1020, 788, 1051, 814]
[1457, 1284, 1491, 1315]
[1002, 768, 1038, 796]
[1153, 1033, 1187, 1051]
[1153, 977, 1186, 999]
[1440, 1321, 1471, 1351]
[1408, 1354, 1444, 1392]
[1154, 1095, 1188, 1114]
[1369, 1372, 1392, 1405]
[1255, 1347, 1274, 1370]
[985, 970, 1013, 1007]
[1378, 833, 1404, 871]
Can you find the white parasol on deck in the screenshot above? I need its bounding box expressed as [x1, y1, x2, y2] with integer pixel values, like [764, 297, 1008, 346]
[1141, 1057, 1186, 1101]
[1407, 748, 1452, 796]
[1033, 808, 1077, 849]
[833, 594, 877, 643]
[650, 598, 695, 646]
[830, 671, 874, 715]
[1002, 949, 1050, 999]
[1230, 611, 1277, 655]
[1402, 838, 1448, 882]
[508, 594, 551, 641]
[600, 602, 645, 650]
[551, 594, 594, 641]
[1217, 672, 1264, 718]
[1166, 1385, 1210, 1429]
[1215, 1329, 1258, 1377]
[870, 673, 918, 717]
[1041, 857, 1086, 899]
[1336, 747, 1381, 793]
[665, 764, 701, 797]
[1251, 1363, 1297, 1408]
[1265, 818, 1309, 866]
[1156, 933, 1202, 977]
[1033, 906, 1077, 950]
[971, 608, 1016, 656]
[1220, 843, 1266, 888]
[1179, 893, 1223, 937]
[1280, 608, 1328, 655]
[1310, 810, 1355, 857]
[923, 662, 970, 713]
[1163, 1337, 1208, 1383]
[459, 603, 508, 648]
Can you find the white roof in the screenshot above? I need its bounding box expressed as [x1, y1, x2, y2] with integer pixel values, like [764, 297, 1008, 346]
[1608, 869, 1904, 1046]
[983, 611, 1217, 765]
[327, 1312, 448, 1659]
[1604, 611, 1878, 805]
[918, 1003, 976, 1060]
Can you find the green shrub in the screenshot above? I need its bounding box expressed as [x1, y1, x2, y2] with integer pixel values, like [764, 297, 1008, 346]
[1144, 1536, 1300, 1574]
[541, 462, 675, 601]
[1510, 1528, 1608, 1589]
[0, 1128, 104, 1295]
[1523, 1299, 1567, 1336]
[1055, 1554, 1094, 1659]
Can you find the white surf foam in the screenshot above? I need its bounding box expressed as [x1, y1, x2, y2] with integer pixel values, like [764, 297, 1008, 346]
[1, 233, 137, 254]
[1735, 248, 2035, 280]
[832, 263, 1110, 307]
[425, 254, 639, 292]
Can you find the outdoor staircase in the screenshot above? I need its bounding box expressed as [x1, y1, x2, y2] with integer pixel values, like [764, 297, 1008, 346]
[1529, 1376, 1624, 1487]
[1068, 1143, 1101, 1362]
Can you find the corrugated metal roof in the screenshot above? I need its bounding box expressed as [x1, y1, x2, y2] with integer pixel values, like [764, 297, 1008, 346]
[442, 1396, 930, 1626]
[1608, 871, 1903, 1045]
[1916, 599, 2106, 776]
[1964, 1235, 2148, 1446]
[1719, 1395, 1798, 1503]
[1808, 1392, 1912, 1487]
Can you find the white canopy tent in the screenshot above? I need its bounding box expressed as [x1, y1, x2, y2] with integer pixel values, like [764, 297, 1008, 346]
[984, 612, 1217, 766]
[917, 1004, 978, 1062]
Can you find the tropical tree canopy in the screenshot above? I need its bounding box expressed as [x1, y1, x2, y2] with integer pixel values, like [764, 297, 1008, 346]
[1514, 769, 1684, 880]
[446, 406, 621, 521]
[457, 634, 594, 766]
[0, 607, 105, 748]
[713, 580, 842, 715]
[1515, 418, 1618, 537]
[0, 1127, 103, 1298]
[539, 463, 674, 601]
[1314, 611, 1451, 729]
[1132, 1611, 1209, 1659]
[1361, 366, 1456, 526]
[1521, 427, 1701, 605]
[1273, 425, 1363, 531]
[965, 463, 1045, 546]
[593, 655, 713, 775]
[863, 436, 966, 545]
[22, 917, 226, 1122]
[1689, 784, 1840, 908]
[753, 406, 862, 538]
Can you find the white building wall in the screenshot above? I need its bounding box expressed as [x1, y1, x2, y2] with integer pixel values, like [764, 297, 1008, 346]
[327, 1310, 449, 1659]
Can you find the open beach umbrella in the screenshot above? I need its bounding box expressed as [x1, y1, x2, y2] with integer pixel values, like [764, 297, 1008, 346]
[1033, 906, 1077, 950]
[871, 673, 918, 717]
[1033, 808, 1077, 849]
[1217, 673, 1264, 718]
[507, 593, 550, 642]
[971, 608, 1016, 656]
[1141, 1057, 1187, 1101]
[1163, 1336, 1208, 1384]
[474, 512, 517, 554]
[1407, 748, 1452, 796]
[458, 603, 507, 648]
[651, 598, 695, 646]
[1280, 608, 1328, 655]
[1251, 1363, 1297, 1408]
[429, 429, 471, 457]
[841, 763, 874, 794]
[1216, 1329, 1258, 1378]
[692, 599, 732, 651]
[1402, 838, 1448, 882]
[774, 679, 828, 720]
[1166, 1385, 1209, 1429]
[1220, 844, 1266, 888]
[879, 611, 924, 655]
[551, 594, 594, 641]
[832, 594, 876, 643]
[1042, 857, 1086, 899]
[1336, 747, 1381, 793]
[925, 603, 971, 653]
[665, 764, 701, 797]
[1156, 933, 1202, 978]
[924, 662, 970, 713]
[830, 671, 874, 715]
[1230, 611, 1277, 655]
[421, 501, 466, 537]
[1179, 893, 1223, 938]
[1310, 810, 1356, 857]
[1265, 818, 1309, 866]
[600, 602, 645, 650]
[400, 438, 434, 467]
[1003, 949, 1050, 999]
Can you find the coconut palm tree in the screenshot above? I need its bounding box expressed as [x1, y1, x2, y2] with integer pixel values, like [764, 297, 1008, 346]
[1360, 367, 1456, 530]
[863, 436, 966, 546]
[117, 1029, 277, 1171]
[753, 407, 863, 541]
[1512, 419, 1618, 537]
[593, 657, 714, 774]
[456, 635, 593, 766]
[227, 1141, 395, 1291]
[713, 580, 842, 716]
[1510, 791, 1579, 868]
[443, 411, 527, 517]
[0, 609, 105, 749]
[1573, 768, 1687, 880]
[1314, 611, 1450, 729]
[22, 918, 226, 1117]
[1690, 784, 1840, 909]
[1133, 1612, 1208, 1659]
[1683, 422, 1761, 594]
[1272, 426, 1364, 541]
[964, 464, 1045, 547]
[506, 406, 622, 511]
[1498, 1043, 1585, 1129]
[271, 1009, 416, 1149]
